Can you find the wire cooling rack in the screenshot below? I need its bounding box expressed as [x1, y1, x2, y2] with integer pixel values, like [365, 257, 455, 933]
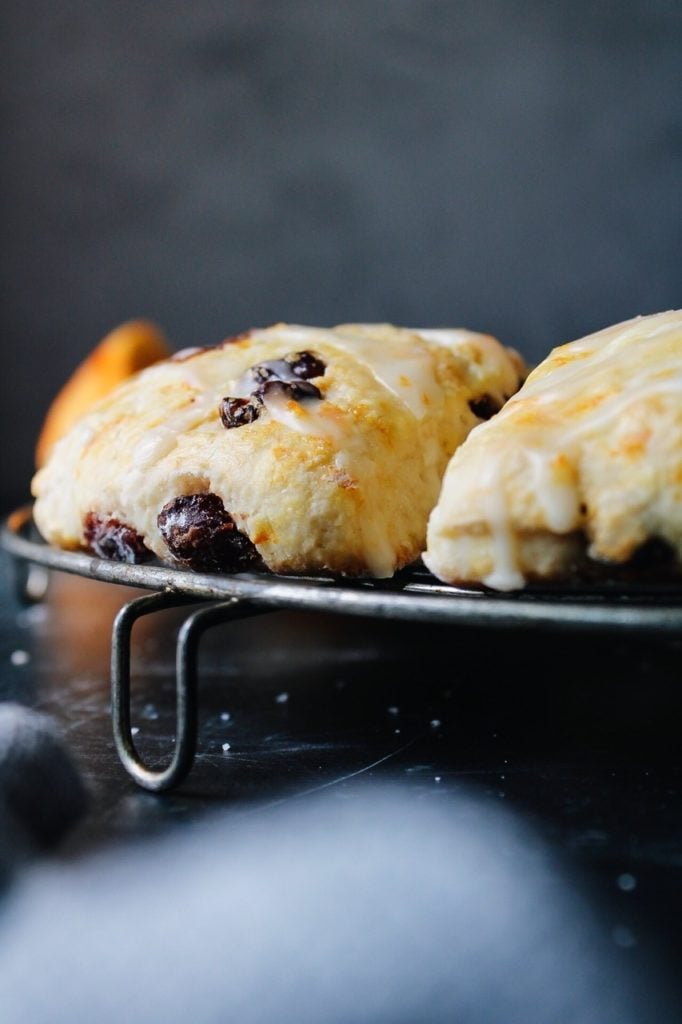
[3, 505, 681, 791]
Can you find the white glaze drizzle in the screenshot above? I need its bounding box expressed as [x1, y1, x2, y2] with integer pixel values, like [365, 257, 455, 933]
[416, 328, 526, 397]
[169, 321, 446, 426]
[479, 455, 525, 591]
[329, 326, 441, 419]
[131, 398, 215, 469]
[249, 324, 445, 419]
[417, 328, 509, 373]
[171, 346, 205, 361]
[260, 391, 346, 442]
[527, 450, 581, 533]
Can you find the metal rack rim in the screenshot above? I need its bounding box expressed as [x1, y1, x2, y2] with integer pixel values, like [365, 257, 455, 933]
[3, 505, 682, 635]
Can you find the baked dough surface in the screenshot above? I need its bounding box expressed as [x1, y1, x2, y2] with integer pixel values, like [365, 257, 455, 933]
[32, 322, 525, 577]
[423, 310, 682, 590]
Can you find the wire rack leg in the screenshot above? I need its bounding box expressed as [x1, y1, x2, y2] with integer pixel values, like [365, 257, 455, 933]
[111, 592, 264, 792]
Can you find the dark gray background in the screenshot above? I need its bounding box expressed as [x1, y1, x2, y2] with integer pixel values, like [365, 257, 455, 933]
[1, 0, 680, 513]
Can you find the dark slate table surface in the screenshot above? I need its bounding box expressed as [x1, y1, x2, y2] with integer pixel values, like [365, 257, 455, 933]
[0, 546, 680, 1019]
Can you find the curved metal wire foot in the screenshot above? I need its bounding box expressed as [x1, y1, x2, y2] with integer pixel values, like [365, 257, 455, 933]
[111, 592, 263, 792]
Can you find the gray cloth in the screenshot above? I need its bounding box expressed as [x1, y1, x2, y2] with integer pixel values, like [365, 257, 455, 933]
[0, 784, 673, 1023]
[0, 702, 87, 860]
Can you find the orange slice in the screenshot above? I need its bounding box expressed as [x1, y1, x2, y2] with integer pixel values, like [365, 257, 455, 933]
[35, 319, 171, 468]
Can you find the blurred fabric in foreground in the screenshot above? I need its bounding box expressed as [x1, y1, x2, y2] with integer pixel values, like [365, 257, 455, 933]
[0, 783, 678, 1024]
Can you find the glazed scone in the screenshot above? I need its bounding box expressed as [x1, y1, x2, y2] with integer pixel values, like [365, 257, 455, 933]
[423, 310, 682, 590]
[31, 322, 525, 578]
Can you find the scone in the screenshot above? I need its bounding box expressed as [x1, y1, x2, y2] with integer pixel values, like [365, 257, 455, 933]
[35, 320, 171, 468]
[423, 309, 682, 590]
[31, 322, 526, 578]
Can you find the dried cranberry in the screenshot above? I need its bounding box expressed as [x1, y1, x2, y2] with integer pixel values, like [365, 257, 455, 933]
[257, 378, 321, 402]
[222, 353, 326, 430]
[157, 493, 262, 572]
[219, 395, 263, 429]
[468, 394, 501, 420]
[284, 350, 326, 380]
[248, 351, 326, 386]
[83, 513, 152, 563]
